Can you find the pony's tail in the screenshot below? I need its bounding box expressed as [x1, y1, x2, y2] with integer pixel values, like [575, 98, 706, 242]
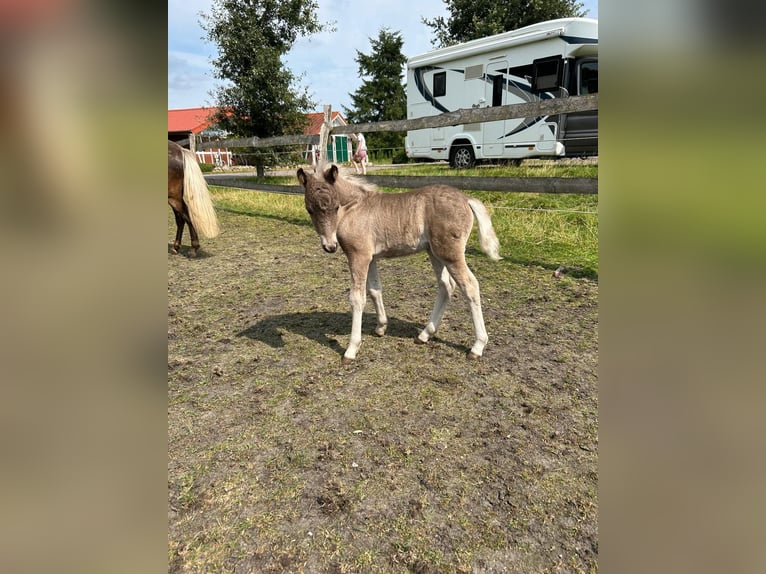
[468, 198, 502, 261]
[181, 148, 220, 239]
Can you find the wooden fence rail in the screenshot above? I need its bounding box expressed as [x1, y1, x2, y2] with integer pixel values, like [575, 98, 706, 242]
[197, 94, 597, 150]
[205, 173, 597, 195]
[197, 94, 598, 195]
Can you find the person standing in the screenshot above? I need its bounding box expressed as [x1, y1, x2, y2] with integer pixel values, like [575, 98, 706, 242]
[350, 132, 368, 175]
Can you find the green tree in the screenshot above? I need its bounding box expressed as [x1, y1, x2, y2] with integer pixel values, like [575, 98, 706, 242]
[424, 0, 586, 48]
[201, 0, 331, 174]
[344, 28, 407, 162]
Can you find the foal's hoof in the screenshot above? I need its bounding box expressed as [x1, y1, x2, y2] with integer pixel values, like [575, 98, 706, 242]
[467, 351, 481, 360]
[341, 356, 355, 366]
[414, 337, 428, 345]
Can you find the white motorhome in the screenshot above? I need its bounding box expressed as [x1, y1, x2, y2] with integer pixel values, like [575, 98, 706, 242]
[405, 18, 598, 167]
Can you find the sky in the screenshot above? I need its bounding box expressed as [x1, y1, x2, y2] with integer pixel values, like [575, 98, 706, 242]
[168, 0, 599, 113]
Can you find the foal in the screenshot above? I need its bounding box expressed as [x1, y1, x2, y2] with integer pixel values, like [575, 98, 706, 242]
[297, 164, 501, 364]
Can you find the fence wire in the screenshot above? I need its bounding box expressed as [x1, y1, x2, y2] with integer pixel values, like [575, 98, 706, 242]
[486, 206, 597, 215]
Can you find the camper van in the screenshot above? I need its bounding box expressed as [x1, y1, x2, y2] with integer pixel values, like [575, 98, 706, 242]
[405, 18, 598, 167]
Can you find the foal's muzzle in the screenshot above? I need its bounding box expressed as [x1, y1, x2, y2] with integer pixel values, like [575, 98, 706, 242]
[320, 233, 338, 253]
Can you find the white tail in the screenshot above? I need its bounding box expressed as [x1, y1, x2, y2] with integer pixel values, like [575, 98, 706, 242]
[181, 148, 220, 239]
[468, 199, 501, 260]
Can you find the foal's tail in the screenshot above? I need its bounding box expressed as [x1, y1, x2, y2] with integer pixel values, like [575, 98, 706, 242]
[468, 199, 502, 261]
[181, 148, 220, 239]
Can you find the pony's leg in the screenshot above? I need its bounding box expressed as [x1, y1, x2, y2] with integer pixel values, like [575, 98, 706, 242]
[343, 254, 371, 364]
[444, 258, 488, 359]
[366, 259, 387, 336]
[416, 254, 456, 344]
[184, 207, 201, 258]
[172, 210, 185, 254]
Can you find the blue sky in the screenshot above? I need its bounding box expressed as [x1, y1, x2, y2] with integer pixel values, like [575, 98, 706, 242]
[168, 0, 599, 112]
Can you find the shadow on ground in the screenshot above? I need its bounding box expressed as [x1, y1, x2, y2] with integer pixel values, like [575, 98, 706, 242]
[237, 311, 467, 358]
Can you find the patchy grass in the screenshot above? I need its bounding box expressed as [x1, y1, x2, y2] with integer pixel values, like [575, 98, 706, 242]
[210, 179, 597, 277]
[381, 161, 598, 179]
[235, 160, 597, 182]
[168, 183, 598, 573]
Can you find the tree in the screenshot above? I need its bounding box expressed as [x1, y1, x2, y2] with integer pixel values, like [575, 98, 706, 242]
[423, 0, 586, 48]
[343, 28, 407, 161]
[201, 0, 330, 174]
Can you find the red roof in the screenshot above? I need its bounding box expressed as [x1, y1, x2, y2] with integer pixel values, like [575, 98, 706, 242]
[304, 111, 346, 135]
[168, 107, 219, 134]
[168, 107, 346, 135]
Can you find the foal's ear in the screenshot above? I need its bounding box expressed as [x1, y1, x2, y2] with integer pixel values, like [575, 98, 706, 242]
[297, 168, 307, 187]
[325, 164, 339, 184]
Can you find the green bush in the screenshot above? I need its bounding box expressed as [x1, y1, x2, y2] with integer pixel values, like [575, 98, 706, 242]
[392, 150, 409, 164]
[198, 163, 215, 173]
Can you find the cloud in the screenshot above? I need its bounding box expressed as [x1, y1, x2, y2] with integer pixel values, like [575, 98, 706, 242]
[169, 0, 603, 111]
[280, 0, 446, 111]
[168, 50, 221, 108]
[169, 0, 447, 108]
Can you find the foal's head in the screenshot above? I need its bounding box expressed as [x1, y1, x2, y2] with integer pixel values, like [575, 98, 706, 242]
[297, 164, 342, 253]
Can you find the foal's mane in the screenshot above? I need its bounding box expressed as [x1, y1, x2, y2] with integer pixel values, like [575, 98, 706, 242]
[316, 162, 379, 204]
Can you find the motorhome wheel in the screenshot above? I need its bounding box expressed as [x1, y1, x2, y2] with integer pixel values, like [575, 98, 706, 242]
[450, 144, 475, 169]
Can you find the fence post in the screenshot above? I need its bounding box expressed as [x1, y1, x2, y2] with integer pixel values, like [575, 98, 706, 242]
[318, 104, 331, 163]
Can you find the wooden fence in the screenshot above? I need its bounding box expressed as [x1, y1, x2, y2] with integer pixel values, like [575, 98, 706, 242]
[198, 94, 598, 195]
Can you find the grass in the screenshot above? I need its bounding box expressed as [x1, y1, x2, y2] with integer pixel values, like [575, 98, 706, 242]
[209, 161, 598, 277]
[214, 187, 306, 223]
[381, 161, 597, 179]
[168, 162, 598, 573]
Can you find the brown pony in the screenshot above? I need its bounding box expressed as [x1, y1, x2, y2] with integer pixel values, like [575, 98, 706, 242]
[297, 163, 501, 364]
[168, 140, 220, 257]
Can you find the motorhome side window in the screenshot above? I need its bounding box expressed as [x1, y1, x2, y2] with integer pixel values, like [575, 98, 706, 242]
[579, 61, 598, 94]
[532, 56, 562, 92]
[433, 72, 446, 98]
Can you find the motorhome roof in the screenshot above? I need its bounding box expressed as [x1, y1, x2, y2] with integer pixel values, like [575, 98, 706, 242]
[407, 17, 598, 68]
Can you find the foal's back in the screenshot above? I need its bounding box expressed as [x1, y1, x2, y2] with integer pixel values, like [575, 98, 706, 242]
[350, 185, 475, 259]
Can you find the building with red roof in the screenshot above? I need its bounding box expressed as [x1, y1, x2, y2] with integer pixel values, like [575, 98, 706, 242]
[302, 111, 350, 165]
[303, 111, 346, 135]
[167, 107, 232, 166]
[167, 107, 219, 138]
[167, 107, 351, 166]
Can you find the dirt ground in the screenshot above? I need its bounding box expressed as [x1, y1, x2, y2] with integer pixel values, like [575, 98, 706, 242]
[168, 207, 598, 573]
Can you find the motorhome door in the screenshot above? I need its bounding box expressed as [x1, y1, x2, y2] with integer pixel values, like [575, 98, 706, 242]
[483, 61, 508, 156]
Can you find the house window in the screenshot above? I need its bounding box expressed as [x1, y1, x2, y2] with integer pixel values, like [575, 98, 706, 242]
[433, 71, 446, 98]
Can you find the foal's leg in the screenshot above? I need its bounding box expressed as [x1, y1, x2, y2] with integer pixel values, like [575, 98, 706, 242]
[343, 253, 371, 364]
[367, 259, 388, 336]
[444, 257, 489, 359]
[416, 254, 456, 344]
